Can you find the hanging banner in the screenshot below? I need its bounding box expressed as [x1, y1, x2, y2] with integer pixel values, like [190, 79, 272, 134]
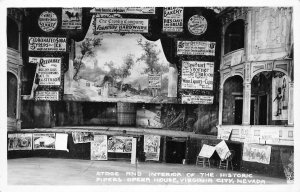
[177, 41, 216, 56]
[28, 37, 67, 52]
[187, 15, 207, 36]
[217, 126, 233, 140]
[144, 135, 160, 161]
[38, 11, 58, 32]
[29, 57, 61, 86]
[62, 8, 82, 30]
[242, 143, 272, 164]
[35, 91, 59, 101]
[272, 73, 288, 120]
[181, 61, 214, 90]
[55, 133, 69, 152]
[33, 133, 56, 150]
[8, 134, 33, 151]
[91, 135, 108, 160]
[72, 132, 94, 143]
[181, 94, 213, 104]
[91, 7, 155, 14]
[198, 144, 215, 158]
[163, 7, 184, 32]
[107, 136, 132, 153]
[148, 74, 161, 89]
[215, 140, 231, 161]
[95, 18, 148, 33]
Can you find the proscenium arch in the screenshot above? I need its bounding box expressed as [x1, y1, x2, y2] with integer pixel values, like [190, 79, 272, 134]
[251, 69, 289, 82]
[220, 73, 244, 89]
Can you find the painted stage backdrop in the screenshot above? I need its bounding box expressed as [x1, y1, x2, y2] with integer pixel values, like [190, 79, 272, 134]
[64, 33, 178, 103]
[107, 136, 132, 153]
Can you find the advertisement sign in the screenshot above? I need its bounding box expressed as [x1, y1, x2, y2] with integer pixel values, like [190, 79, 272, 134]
[35, 91, 59, 101]
[107, 136, 132, 153]
[217, 126, 233, 140]
[144, 135, 161, 161]
[33, 133, 56, 150]
[181, 61, 214, 90]
[8, 134, 33, 151]
[148, 74, 161, 89]
[272, 73, 288, 120]
[163, 7, 184, 32]
[215, 140, 231, 161]
[72, 132, 94, 143]
[198, 144, 215, 158]
[188, 15, 207, 36]
[95, 18, 148, 33]
[29, 57, 61, 86]
[92, 7, 155, 14]
[28, 37, 67, 52]
[242, 143, 272, 164]
[181, 94, 213, 104]
[177, 41, 216, 56]
[91, 135, 108, 160]
[62, 8, 82, 30]
[38, 11, 58, 32]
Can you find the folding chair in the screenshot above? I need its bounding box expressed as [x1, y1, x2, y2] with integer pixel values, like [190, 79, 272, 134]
[196, 156, 211, 168]
[219, 150, 235, 170]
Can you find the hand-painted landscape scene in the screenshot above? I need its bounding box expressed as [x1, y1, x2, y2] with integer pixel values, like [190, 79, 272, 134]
[64, 31, 178, 103]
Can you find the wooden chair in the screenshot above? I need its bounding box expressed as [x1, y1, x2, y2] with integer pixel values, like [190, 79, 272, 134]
[219, 150, 235, 170]
[196, 156, 211, 168]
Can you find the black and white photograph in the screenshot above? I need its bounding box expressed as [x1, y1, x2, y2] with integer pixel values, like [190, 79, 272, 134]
[3, 1, 299, 192]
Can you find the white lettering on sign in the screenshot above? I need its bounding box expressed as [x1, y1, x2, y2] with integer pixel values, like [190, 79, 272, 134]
[35, 91, 59, 101]
[95, 18, 148, 33]
[177, 41, 216, 56]
[181, 61, 214, 90]
[38, 11, 58, 32]
[29, 57, 61, 86]
[28, 37, 67, 52]
[163, 7, 184, 32]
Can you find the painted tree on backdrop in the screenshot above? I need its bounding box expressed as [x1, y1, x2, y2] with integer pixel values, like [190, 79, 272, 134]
[104, 54, 135, 91]
[73, 37, 102, 80]
[136, 38, 168, 96]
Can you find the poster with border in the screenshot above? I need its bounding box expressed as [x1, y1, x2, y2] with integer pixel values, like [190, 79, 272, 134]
[144, 135, 161, 161]
[91, 7, 155, 14]
[72, 132, 94, 144]
[215, 140, 231, 161]
[177, 41, 216, 56]
[62, 8, 82, 30]
[33, 133, 56, 150]
[91, 135, 108, 160]
[8, 134, 33, 151]
[28, 37, 67, 52]
[28, 57, 61, 86]
[272, 73, 288, 120]
[242, 143, 272, 164]
[94, 17, 149, 33]
[162, 7, 184, 32]
[181, 94, 213, 104]
[107, 136, 132, 153]
[181, 61, 214, 90]
[38, 11, 58, 32]
[35, 91, 59, 101]
[198, 144, 215, 158]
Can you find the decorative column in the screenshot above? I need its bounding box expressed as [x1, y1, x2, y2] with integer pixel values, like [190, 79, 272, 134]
[288, 82, 294, 125]
[242, 62, 251, 125]
[218, 86, 224, 125]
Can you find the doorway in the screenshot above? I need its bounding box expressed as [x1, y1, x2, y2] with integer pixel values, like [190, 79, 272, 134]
[166, 140, 186, 164]
[258, 95, 268, 125]
[234, 99, 243, 124]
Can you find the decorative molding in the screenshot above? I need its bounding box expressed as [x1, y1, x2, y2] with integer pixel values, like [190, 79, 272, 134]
[7, 8, 25, 22]
[220, 7, 248, 28]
